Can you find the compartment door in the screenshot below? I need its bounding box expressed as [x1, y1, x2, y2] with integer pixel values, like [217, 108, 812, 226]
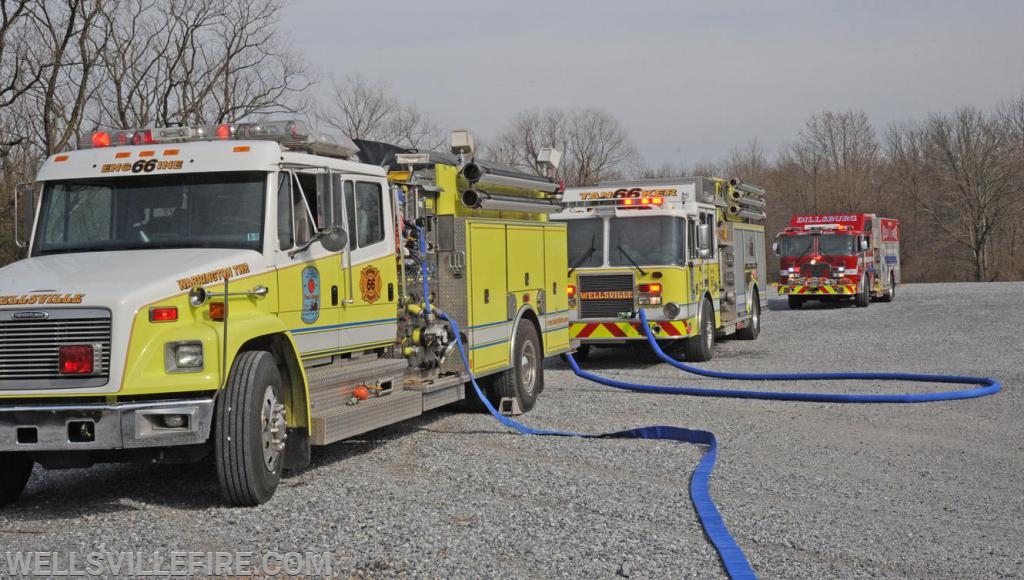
[506, 225, 544, 292]
[543, 225, 569, 352]
[468, 223, 510, 373]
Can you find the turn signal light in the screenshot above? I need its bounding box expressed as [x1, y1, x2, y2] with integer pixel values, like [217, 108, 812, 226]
[149, 307, 178, 322]
[567, 284, 576, 297]
[638, 283, 662, 295]
[59, 345, 94, 374]
[209, 302, 225, 321]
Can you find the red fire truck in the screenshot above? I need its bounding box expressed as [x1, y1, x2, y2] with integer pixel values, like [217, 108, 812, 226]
[774, 213, 900, 309]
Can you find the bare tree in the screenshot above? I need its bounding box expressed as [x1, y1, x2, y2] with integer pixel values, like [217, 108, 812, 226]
[887, 107, 1023, 281]
[317, 73, 443, 149]
[723, 139, 768, 183]
[0, 0, 38, 152]
[783, 110, 882, 212]
[94, 0, 309, 129]
[24, 0, 107, 154]
[488, 108, 635, 186]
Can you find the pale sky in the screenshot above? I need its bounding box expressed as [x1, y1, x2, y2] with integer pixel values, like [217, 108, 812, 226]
[282, 0, 1024, 166]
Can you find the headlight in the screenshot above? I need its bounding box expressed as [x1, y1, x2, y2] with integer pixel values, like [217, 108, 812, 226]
[165, 341, 203, 372]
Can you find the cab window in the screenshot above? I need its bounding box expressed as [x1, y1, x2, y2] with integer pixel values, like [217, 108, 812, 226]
[344, 181, 385, 249]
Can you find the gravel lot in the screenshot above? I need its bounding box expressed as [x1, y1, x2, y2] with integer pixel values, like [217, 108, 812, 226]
[2, 282, 1022, 579]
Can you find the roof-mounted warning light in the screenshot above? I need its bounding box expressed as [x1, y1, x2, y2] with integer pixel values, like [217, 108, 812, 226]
[79, 120, 356, 158]
[620, 197, 664, 208]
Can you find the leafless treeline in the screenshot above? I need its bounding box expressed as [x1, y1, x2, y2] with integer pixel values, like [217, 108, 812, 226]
[0, 0, 308, 264]
[484, 103, 1024, 282]
[743, 106, 1024, 283]
[0, 4, 1021, 282]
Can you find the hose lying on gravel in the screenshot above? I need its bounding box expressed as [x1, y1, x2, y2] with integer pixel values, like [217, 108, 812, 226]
[558, 308, 1002, 579]
[439, 310, 757, 580]
[575, 309, 1003, 403]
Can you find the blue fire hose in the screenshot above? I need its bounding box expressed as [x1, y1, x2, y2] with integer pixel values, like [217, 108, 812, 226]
[575, 309, 1001, 403]
[439, 311, 757, 579]
[559, 308, 1001, 578]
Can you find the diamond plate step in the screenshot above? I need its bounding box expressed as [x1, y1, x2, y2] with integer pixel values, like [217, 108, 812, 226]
[311, 390, 422, 446]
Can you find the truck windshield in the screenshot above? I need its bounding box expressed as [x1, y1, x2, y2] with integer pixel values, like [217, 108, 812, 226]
[567, 218, 604, 270]
[818, 234, 856, 256]
[608, 216, 685, 267]
[778, 235, 815, 257]
[33, 172, 267, 255]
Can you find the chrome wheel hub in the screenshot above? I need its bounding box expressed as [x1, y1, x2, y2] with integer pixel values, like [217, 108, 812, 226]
[260, 386, 287, 472]
[520, 340, 537, 395]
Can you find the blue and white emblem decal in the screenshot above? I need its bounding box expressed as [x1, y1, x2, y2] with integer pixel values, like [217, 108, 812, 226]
[301, 266, 320, 324]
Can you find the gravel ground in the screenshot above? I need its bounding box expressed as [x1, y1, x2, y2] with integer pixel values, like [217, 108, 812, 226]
[2, 282, 1022, 579]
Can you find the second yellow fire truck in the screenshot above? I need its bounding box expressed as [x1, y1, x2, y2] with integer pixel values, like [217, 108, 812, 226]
[551, 177, 767, 361]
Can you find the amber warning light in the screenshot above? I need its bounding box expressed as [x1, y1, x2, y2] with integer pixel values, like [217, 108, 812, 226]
[620, 197, 664, 207]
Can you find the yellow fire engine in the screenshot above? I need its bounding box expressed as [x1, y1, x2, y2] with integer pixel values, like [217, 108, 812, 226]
[552, 177, 767, 361]
[0, 122, 570, 506]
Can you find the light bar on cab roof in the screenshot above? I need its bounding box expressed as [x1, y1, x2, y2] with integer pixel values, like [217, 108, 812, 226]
[78, 120, 356, 158]
[620, 197, 664, 207]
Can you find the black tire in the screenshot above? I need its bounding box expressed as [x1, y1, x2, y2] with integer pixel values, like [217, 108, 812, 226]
[683, 299, 715, 362]
[0, 453, 33, 507]
[573, 344, 592, 363]
[215, 350, 287, 506]
[736, 290, 761, 340]
[854, 277, 871, 308]
[880, 273, 896, 303]
[485, 322, 543, 413]
[788, 295, 804, 310]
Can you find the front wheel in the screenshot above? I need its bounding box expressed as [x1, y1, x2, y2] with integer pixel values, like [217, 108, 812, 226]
[0, 453, 33, 507]
[215, 350, 288, 506]
[854, 277, 871, 308]
[736, 290, 761, 340]
[683, 299, 715, 362]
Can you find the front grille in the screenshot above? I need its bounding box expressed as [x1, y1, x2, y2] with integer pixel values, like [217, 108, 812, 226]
[0, 309, 112, 389]
[800, 263, 831, 278]
[578, 273, 635, 318]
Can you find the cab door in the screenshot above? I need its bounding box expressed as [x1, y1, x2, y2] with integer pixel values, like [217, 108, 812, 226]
[336, 177, 398, 352]
[272, 170, 341, 359]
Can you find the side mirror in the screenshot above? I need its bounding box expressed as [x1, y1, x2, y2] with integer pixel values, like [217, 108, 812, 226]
[315, 173, 336, 229]
[14, 183, 35, 248]
[319, 226, 348, 252]
[860, 239, 869, 251]
[698, 223, 711, 258]
[771, 240, 779, 255]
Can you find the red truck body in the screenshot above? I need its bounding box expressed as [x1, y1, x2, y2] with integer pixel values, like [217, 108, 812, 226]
[775, 213, 900, 308]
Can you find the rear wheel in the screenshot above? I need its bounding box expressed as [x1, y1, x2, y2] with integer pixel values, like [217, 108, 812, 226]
[736, 290, 761, 340]
[0, 453, 33, 507]
[683, 299, 715, 362]
[788, 295, 804, 310]
[475, 322, 543, 413]
[880, 273, 896, 302]
[215, 350, 287, 506]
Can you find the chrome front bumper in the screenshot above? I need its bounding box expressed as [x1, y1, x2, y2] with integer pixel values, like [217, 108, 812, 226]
[0, 398, 215, 452]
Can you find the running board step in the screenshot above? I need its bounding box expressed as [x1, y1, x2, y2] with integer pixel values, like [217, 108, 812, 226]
[308, 357, 410, 416]
[311, 390, 422, 446]
[403, 373, 466, 411]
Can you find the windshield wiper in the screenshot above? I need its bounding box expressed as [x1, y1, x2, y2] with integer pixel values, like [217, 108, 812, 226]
[568, 233, 597, 275]
[616, 245, 647, 276]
